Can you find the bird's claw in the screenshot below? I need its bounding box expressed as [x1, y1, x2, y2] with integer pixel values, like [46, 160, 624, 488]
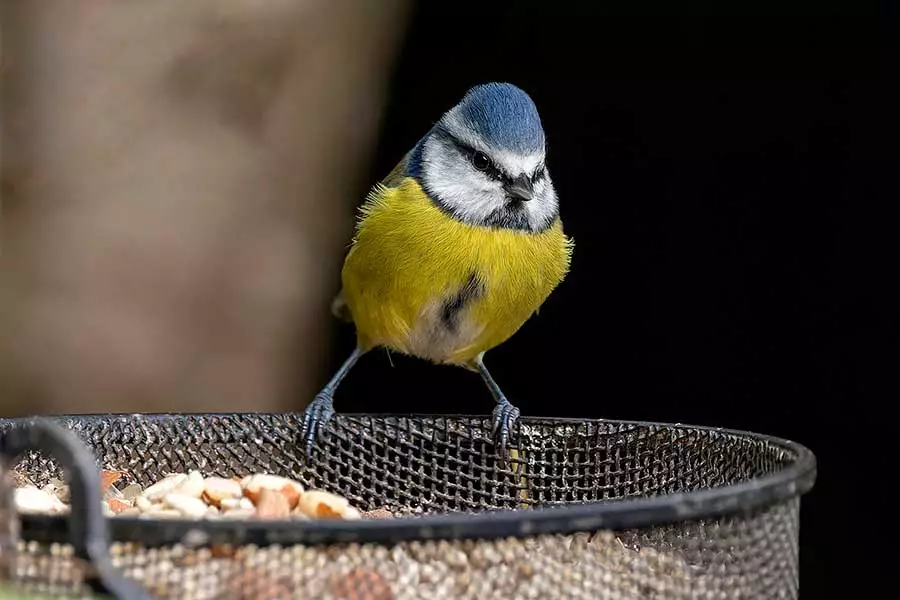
[491, 398, 521, 456]
[300, 392, 335, 457]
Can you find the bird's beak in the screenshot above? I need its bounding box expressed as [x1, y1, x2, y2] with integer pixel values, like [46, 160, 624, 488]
[505, 174, 534, 202]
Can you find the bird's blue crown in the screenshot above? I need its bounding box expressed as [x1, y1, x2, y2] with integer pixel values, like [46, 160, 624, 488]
[456, 82, 545, 154]
[406, 82, 545, 181]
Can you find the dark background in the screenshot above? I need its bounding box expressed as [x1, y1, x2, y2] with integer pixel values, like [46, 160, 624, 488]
[321, 2, 898, 597]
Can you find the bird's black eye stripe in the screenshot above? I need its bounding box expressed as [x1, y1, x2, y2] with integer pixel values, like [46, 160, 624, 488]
[467, 148, 505, 182]
[532, 163, 547, 182]
[441, 133, 506, 182]
[432, 126, 524, 184]
[458, 143, 501, 180]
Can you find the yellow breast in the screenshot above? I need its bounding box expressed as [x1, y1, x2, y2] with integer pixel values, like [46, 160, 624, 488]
[341, 177, 574, 365]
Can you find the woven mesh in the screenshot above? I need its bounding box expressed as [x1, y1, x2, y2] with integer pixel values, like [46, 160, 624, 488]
[0, 414, 812, 599]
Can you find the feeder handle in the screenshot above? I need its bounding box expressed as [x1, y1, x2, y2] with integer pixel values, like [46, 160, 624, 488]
[0, 419, 154, 600]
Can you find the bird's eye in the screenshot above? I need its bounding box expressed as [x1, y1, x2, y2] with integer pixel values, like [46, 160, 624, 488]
[472, 151, 491, 171]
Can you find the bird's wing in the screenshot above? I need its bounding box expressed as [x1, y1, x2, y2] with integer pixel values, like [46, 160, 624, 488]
[330, 151, 414, 323]
[380, 150, 412, 188]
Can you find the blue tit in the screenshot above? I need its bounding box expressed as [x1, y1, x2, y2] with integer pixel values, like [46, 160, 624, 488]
[301, 82, 574, 457]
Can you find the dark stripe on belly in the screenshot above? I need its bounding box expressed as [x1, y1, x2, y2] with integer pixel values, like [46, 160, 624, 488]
[440, 272, 484, 333]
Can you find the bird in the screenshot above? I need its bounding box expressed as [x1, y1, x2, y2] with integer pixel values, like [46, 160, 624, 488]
[300, 82, 574, 458]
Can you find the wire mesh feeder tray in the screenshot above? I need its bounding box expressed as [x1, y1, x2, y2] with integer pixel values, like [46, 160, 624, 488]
[0, 413, 816, 599]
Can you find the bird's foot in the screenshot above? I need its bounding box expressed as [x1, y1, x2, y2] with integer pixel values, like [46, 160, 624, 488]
[491, 397, 521, 455]
[300, 392, 335, 457]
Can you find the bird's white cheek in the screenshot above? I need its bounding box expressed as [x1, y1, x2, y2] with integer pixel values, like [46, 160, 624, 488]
[426, 162, 503, 218]
[536, 180, 555, 204]
[522, 179, 558, 226]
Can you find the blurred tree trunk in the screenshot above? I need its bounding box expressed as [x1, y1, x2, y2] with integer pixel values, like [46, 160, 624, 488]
[0, 0, 410, 415]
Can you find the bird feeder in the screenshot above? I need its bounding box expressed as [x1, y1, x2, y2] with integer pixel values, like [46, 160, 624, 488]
[0, 413, 815, 599]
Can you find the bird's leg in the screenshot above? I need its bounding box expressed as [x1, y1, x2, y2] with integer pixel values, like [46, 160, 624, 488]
[472, 353, 521, 455]
[300, 346, 365, 456]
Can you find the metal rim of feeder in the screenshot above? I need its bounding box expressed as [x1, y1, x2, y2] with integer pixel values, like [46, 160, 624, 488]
[1, 413, 816, 550]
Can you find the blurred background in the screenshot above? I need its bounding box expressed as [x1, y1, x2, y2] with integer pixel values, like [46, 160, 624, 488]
[2, 1, 897, 598]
